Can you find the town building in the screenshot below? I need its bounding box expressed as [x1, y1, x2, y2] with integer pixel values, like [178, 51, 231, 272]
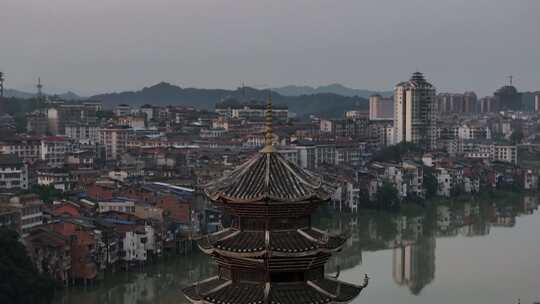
[40, 136, 73, 167]
[216, 100, 288, 122]
[65, 123, 100, 144]
[37, 168, 74, 191]
[97, 199, 136, 214]
[345, 109, 369, 120]
[437, 92, 477, 115]
[369, 94, 394, 120]
[26, 111, 49, 135]
[0, 205, 20, 232]
[9, 194, 44, 235]
[0, 154, 28, 190]
[114, 104, 132, 117]
[99, 125, 130, 161]
[0, 136, 42, 163]
[394, 72, 437, 150]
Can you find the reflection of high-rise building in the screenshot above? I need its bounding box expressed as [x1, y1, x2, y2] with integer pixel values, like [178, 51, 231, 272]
[394, 72, 437, 150]
[392, 237, 435, 295]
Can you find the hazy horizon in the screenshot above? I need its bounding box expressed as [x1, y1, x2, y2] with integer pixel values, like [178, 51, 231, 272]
[1, 0, 539, 97]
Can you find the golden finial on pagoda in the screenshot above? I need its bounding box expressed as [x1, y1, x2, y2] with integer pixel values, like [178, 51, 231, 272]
[260, 91, 275, 153]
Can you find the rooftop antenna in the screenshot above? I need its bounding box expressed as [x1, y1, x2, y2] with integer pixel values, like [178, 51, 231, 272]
[508, 75, 513, 86]
[37, 77, 43, 100]
[242, 81, 246, 100]
[0, 72, 4, 98]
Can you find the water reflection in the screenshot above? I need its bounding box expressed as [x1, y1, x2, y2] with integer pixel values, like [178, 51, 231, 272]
[54, 195, 539, 303]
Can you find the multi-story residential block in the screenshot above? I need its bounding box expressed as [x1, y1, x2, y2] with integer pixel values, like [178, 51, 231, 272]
[37, 168, 74, 191]
[0, 136, 42, 163]
[437, 92, 477, 115]
[345, 110, 369, 120]
[117, 115, 146, 129]
[457, 122, 491, 140]
[65, 123, 100, 144]
[24, 228, 71, 283]
[97, 199, 135, 214]
[114, 104, 132, 117]
[369, 94, 394, 120]
[82, 101, 103, 112]
[394, 72, 437, 150]
[119, 224, 156, 262]
[41, 136, 73, 167]
[9, 194, 44, 235]
[140, 104, 156, 121]
[0, 206, 20, 232]
[216, 101, 288, 122]
[26, 111, 49, 135]
[0, 154, 28, 190]
[478, 96, 497, 113]
[99, 125, 130, 161]
[462, 141, 518, 164]
[320, 118, 369, 138]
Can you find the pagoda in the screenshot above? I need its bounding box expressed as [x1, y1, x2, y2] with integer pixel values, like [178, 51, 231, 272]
[183, 95, 368, 304]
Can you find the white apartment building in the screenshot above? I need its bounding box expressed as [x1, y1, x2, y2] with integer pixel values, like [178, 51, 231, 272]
[463, 142, 517, 164]
[9, 195, 44, 236]
[99, 125, 130, 161]
[65, 124, 100, 144]
[394, 72, 437, 150]
[121, 225, 156, 262]
[40, 136, 73, 168]
[0, 155, 28, 190]
[0, 137, 41, 163]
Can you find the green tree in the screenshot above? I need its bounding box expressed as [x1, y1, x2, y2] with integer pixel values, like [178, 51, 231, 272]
[372, 143, 423, 162]
[423, 167, 438, 199]
[0, 229, 58, 304]
[510, 130, 524, 144]
[21, 185, 66, 203]
[375, 181, 400, 210]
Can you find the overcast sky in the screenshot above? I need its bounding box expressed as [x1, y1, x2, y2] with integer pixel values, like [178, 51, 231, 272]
[1, 0, 538, 96]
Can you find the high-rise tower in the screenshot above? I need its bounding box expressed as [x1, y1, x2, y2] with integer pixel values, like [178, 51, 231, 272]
[183, 95, 368, 304]
[393, 72, 437, 150]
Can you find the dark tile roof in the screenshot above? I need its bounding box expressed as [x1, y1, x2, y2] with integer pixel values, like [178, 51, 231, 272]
[205, 151, 334, 203]
[198, 228, 346, 257]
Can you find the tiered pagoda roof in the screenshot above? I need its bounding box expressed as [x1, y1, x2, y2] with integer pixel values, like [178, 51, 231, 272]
[184, 276, 364, 304]
[205, 150, 333, 203]
[199, 227, 347, 257]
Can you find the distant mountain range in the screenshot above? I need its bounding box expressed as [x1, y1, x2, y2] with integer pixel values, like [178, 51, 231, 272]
[3, 88, 83, 100]
[272, 83, 392, 98]
[3, 82, 379, 118]
[91, 82, 368, 118]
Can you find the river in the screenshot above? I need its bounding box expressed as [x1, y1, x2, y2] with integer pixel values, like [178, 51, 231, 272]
[53, 195, 540, 304]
